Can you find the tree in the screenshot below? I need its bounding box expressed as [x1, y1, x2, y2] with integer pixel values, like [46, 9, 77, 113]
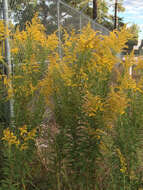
[124, 24, 140, 54]
[113, 0, 125, 29]
[93, 0, 97, 20]
[6, 0, 58, 33]
[114, 0, 118, 29]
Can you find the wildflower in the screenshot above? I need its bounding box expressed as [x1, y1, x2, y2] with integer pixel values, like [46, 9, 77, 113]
[24, 128, 37, 141]
[116, 148, 127, 174]
[19, 125, 27, 136]
[0, 20, 5, 40]
[28, 128, 37, 138]
[11, 48, 18, 54]
[2, 128, 19, 146]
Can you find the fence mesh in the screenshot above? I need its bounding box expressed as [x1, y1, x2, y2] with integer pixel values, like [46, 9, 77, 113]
[8, 0, 109, 35]
[57, 0, 109, 35]
[1, 0, 110, 59]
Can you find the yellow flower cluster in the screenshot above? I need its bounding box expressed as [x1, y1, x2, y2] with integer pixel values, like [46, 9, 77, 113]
[0, 21, 4, 62]
[2, 128, 20, 147]
[76, 24, 99, 51]
[116, 148, 127, 174]
[60, 63, 75, 87]
[2, 125, 37, 151]
[0, 20, 5, 40]
[11, 14, 58, 55]
[1, 75, 13, 99]
[19, 125, 37, 151]
[104, 27, 132, 54]
[12, 56, 41, 99]
[9, 14, 59, 104]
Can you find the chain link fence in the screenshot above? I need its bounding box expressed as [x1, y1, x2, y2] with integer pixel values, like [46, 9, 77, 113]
[1, 0, 110, 59]
[58, 0, 109, 35]
[6, 0, 109, 35]
[0, 0, 110, 64]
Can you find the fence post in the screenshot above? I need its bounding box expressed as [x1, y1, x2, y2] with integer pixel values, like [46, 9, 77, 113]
[57, 0, 62, 58]
[3, 0, 14, 124]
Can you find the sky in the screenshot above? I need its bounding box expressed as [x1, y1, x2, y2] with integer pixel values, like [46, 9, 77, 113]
[118, 0, 143, 40]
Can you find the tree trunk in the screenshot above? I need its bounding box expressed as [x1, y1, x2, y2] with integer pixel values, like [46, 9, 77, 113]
[114, 0, 118, 29]
[93, 0, 97, 20]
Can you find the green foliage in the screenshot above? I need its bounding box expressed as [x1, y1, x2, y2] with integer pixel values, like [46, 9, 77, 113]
[125, 24, 140, 54]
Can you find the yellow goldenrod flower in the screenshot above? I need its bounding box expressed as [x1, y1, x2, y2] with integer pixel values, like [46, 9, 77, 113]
[19, 125, 28, 136]
[24, 128, 37, 141]
[2, 128, 19, 146]
[11, 48, 19, 54]
[0, 20, 5, 40]
[116, 148, 127, 174]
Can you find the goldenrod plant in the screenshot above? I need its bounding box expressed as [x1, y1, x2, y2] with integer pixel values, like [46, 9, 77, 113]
[1, 126, 37, 189]
[1, 14, 143, 189]
[0, 15, 58, 190]
[39, 24, 143, 189]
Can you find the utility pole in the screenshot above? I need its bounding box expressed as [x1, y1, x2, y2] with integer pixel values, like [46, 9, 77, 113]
[114, 0, 118, 29]
[93, 0, 97, 20]
[3, 0, 14, 124]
